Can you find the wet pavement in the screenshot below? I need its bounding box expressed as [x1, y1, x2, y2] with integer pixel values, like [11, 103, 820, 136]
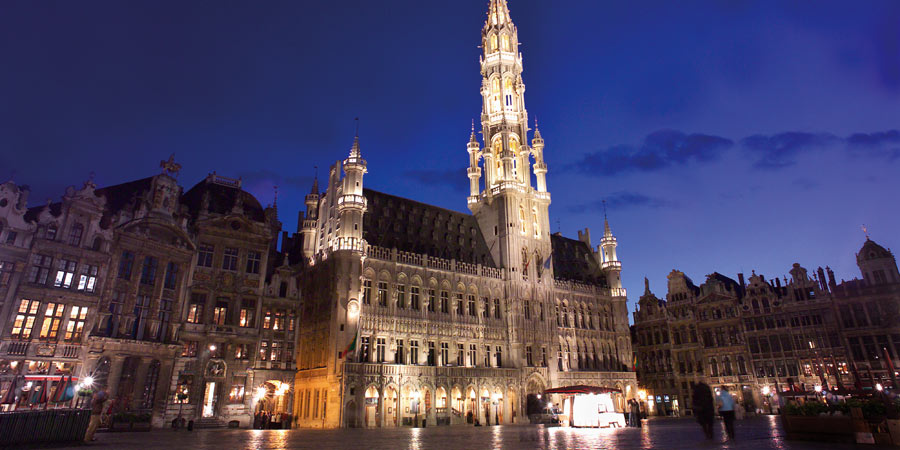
[56, 416, 891, 449]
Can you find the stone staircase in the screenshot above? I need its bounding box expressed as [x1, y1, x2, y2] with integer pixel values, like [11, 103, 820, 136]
[193, 417, 227, 429]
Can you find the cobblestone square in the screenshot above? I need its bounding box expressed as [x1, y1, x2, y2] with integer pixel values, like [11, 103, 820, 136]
[55, 416, 892, 450]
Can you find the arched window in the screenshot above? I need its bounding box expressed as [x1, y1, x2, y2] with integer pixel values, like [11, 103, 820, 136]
[501, 34, 510, 52]
[68, 223, 84, 246]
[489, 34, 498, 52]
[723, 356, 733, 376]
[518, 205, 526, 234]
[504, 78, 514, 110]
[709, 358, 719, 377]
[490, 78, 501, 112]
[532, 207, 540, 238]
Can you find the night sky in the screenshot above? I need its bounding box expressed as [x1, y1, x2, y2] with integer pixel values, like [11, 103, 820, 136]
[2, 1, 899, 318]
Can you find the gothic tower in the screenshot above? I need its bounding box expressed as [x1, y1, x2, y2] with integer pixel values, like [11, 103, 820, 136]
[468, 0, 551, 278]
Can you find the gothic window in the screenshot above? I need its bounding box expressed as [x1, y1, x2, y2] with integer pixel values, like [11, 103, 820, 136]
[532, 207, 540, 238]
[489, 34, 498, 52]
[501, 34, 510, 52]
[519, 206, 526, 235]
[491, 78, 501, 113]
[504, 78, 514, 110]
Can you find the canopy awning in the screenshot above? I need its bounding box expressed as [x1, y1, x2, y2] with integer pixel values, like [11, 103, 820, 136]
[544, 385, 622, 395]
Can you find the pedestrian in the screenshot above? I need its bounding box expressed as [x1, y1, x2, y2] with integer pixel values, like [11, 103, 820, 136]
[692, 382, 714, 440]
[83, 389, 108, 443]
[717, 386, 736, 441]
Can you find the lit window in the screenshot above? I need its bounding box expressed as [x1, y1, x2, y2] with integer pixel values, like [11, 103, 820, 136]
[187, 293, 205, 324]
[53, 259, 77, 288]
[11, 299, 40, 339]
[77, 264, 99, 292]
[39, 302, 65, 339]
[213, 301, 228, 326]
[65, 306, 88, 341]
[501, 34, 510, 52]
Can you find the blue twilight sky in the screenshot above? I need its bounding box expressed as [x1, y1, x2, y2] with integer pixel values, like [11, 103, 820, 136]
[2, 1, 899, 320]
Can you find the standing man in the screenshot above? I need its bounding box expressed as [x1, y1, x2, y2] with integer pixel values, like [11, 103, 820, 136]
[83, 389, 108, 443]
[717, 386, 736, 441]
[692, 382, 715, 440]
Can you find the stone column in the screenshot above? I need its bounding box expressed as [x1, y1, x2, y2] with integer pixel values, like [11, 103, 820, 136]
[105, 354, 126, 400]
[132, 357, 152, 409]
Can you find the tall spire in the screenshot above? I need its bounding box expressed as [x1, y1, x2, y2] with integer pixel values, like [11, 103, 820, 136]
[487, 0, 512, 27]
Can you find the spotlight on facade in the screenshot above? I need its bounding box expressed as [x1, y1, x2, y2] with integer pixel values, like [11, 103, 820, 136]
[637, 389, 647, 401]
[761, 386, 771, 396]
[814, 385, 822, 393]
[347, 300, 360, 318]
[209, 344, 217, 352]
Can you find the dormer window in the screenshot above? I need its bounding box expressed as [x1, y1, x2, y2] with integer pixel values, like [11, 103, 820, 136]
[46, 224, 58, 240]
[68, 224, 83, 247]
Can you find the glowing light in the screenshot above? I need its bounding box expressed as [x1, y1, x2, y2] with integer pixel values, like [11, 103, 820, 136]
[83, 376, 94, 386]
[877, 383, 884, 392]
[761, 386, 771, 396]
[814, 385, 822, 393]
[536, 394, 541, 400]
[209, 344, 217, 352]
[348, 300, 360, 318]
[637, 389, 647, 401]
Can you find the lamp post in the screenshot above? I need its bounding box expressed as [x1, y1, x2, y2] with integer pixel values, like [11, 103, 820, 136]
[761, 386, 772, 414]
[412, 390, 420, 427]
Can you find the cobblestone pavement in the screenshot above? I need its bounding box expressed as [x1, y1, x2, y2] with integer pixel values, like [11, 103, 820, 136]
[57, 416, 892, 449]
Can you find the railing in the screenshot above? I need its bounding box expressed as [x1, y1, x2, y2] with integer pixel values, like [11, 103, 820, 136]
[343, 362, 519, 379]
[602, 261, 622, 270]
[6, 341, 28, 356]
[337, 194, 367, 210]
[57, 345, 79, 359]
[0, 409, 91, 446]
[366, 245, 504, 279]
[207, 173, 241, 188]
[332, 237, 365, 253]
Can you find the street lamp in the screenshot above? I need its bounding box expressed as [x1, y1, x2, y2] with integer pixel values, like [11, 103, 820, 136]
[412, 391, 421, 427]
[877, 383, 884, 392]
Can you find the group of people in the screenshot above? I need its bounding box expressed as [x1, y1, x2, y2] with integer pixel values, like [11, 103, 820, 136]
[625, 398, 645, 427]
[692, 382, 737, 441]
[253, 410, 292, 429]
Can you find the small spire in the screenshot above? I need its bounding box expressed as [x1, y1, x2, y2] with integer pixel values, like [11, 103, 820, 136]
[273, 184, 279, 208]
[469, 120, 478, 144]
[862, 224, 870, 240]
[311, 166, 319, 194]
[644, 277, 651, 295]
[533, 117, 543, 141]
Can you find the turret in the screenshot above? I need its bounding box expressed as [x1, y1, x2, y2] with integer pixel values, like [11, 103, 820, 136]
[300, 174, 320, 262]
[333, 136, 367, 253]
[601, 219, 623, 294]
[466, 122, 482, 203]
[857, 237, 900, 285]
[532, 122, 547, 192]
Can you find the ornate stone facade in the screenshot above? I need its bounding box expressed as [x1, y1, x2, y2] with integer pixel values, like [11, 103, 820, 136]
[291, 0, 636, 429]
[633, 237, 899, 416]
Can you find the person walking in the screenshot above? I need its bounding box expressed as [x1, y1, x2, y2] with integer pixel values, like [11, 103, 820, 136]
[692, 382, 715, 440]
[717, 387, 736, 441]
[83, 389, 108, 443]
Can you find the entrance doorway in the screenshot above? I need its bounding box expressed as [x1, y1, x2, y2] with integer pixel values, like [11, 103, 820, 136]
[202, 382, 217, 418]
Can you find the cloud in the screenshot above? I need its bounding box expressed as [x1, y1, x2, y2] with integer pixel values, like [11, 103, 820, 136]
[568, 130, 733, 176]
[846, 130, 900, 160]
[404, 168, 467, 193]
[740, 132, 840, 169]
[791, 178, 819, 190]
[572, 191, 675, 213]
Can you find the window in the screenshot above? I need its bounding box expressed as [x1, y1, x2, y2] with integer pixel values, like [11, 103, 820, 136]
[526, 345, 533, 366]
[246, 251, 261, 274]
[362, 280, 372, 305]
[468, 344, 477, 366]
[427, 289, 436, 312]
[440, 342, 449, 366]
[65, 306, 88, 341]
[482, 297, 490, 318]
[440, 291, 449, 313]
[67, 223, 84, 246]
[428, 342, 435, 366]
[133, 295, 150, 340]
[117, 251, 134, 280]
[105, 291, 125, 337]
[377, 282, 388, 306]
[495, 346, 503, 367]
[163, 262, 178, 289]
[229, 376, 246, 403]
[273, 310, 285, 330]
[493, 299, 501, 319]
[396, 339, 405, 364]
[263, 310, 272, 329]
[213, 301, 228, 325]
[0, 261, 12, 286]
[187, 293, 205, 324]
[182, 341, 198, 357]
[39, 302, 65, 339]
[279, 282, 287, 297]
[541, 347, 547, 367]
[532, 207, 540, 238]
[156, 299, 172, 341]
[397, 285, 406, 309]
[5, 231, 17, 245]
[485, 345, 492, 367]
[140, 256, 158, 286]
[45, 224, 58, 240]
[53, 259, 77, 288]
[198, 244, 214, 267]
[467, 295, 476, 316]
[410, 286, 420, 310]
[456, 343, 464, 366]
[141, 360, 160, 409]
[259, 341, 269, 361]
[518, 205, 526, 234]
[239, 299, 255, 328]
[11, 299, 40, 339]
[455, 293, 463, 315]
[222, 247, 238, 270]
[852, 303, 869, 327]
[270, 341, 281, 361]
[359, 337, 370, 362]
[288, 313, 295, 332]
[524, 301, 531, 319]
[28, 254, 53, 284]
[77, 264, 98, 292]
[376, 338, 386, 362]
[410, 340, 419, 365]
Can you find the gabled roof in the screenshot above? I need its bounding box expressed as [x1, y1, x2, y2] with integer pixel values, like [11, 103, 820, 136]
[182, 179, 266, 223]
[362, 188, 496, 267]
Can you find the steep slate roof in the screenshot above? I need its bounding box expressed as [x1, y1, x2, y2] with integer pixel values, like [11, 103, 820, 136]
[550, 233, 607, 286]
[362, 188, 496, 267]
[182, 179, 266, 223]
[95, 177, 153, 215]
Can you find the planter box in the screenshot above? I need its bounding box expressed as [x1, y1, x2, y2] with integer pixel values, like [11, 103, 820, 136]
[782, 415, 856, 443]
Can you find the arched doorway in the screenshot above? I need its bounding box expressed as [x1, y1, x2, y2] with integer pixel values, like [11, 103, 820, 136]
[507, 387, 517, 424]
[345, 400, 357, 428]
[491, 388, 503, 424]
[364, 386, 378, 428]
[384, 386, 398, 427]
